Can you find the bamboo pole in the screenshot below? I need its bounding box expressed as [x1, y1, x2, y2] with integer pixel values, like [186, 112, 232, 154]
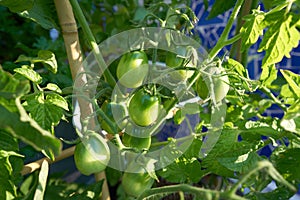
[53, 1, 110, 199]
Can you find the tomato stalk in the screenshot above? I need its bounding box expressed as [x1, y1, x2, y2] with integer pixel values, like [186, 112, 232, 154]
[69, 0, 116, 87]
[208, 0, 245, 60]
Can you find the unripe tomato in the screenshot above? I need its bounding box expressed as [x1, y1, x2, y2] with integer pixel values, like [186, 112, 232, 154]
[196, 67, 229, 102]
[166, 46, 194, 81]
[122, 162, 154, 197]
[74, 131, 110, 176]
[128, 89, 160, 127]
[122, 133, 151, 151]
[117, 51, 148, 88]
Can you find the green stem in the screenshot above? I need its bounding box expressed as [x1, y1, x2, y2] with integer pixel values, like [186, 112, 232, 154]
[69, 0, 116, 87]
[208, 0, 245, 60]
[260, 86, 287, 111]
[137, 184, 247, 200]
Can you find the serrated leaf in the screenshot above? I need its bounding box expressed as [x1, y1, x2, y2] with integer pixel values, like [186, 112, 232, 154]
[258, 14, 300, 68]
[14, 66, 42, 84]
[0, 98, 61, 159]
[260, 64, 277, 87]
[19, 0, 58, 29]
[0, 0, 34, 12]
[280, 69, 300, 98]
[24, 92, 65, 131]
[208, 0, 236, 19]
[240, 9, 265, 52]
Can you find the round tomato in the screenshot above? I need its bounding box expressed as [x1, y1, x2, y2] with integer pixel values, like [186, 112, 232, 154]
[122, 163, 154, 197]
[128, 89, 160, 127]
[99, 101, 127, 133]
[122, 133, 151, 150]
[74, 131, 110, 176]
[196, 66, 229, 102]
[117, 51, 148, 88]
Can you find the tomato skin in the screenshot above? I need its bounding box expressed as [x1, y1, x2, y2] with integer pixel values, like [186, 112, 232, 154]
[128, 89, 160, 127]
[122, 163, 154, 197]
[117, 51, 148, 88]
[196, 67, 229, 102]
[74, 131, 110, 176]
[122, 133, 151, 150]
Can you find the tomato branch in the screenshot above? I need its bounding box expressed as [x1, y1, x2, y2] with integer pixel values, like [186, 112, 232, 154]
[208, 0, 245, 60]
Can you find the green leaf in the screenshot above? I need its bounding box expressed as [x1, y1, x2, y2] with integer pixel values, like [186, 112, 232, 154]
[15, 50, 58, 74]
[240, 9, 265, 52]
[0, 130, 23, 200]
[258, 14, 300, 68]
[0, 67, 30, 99]
[0, 0, 34, 12]
[24, 92, 66, 131]
[0, 98, 61, 159]
[45, 83, 62, 93]
[217, 142, 262, 173]
[19, 0, 58, 29]
[247, 187, 294, 200]
[271, 148, 300, 183]
[207, 0, 237, 19]
[14, 66, 42, 84]
[280, 69, 300, 98]
[33, 160, 49, 200]
[35, 50, 58, 74]
[260, 64, 277, 87]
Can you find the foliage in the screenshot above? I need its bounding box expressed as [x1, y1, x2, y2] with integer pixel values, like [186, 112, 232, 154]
[0, 0, 300, 199]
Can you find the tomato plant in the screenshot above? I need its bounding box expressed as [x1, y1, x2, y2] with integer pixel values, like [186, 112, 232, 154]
[128, 88, 160, 127]
[74, 131, 110, 176]
[1, 0, 300, 200]
[116, 51, 149, 88]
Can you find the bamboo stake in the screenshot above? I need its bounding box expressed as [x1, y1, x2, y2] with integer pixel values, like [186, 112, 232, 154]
[53, 1, 110, 199]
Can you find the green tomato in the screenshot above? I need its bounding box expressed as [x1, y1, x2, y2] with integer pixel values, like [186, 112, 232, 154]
[165, 47, 194, 81]
[117, 51, 149, 88]
[122, 133, 151, 150]
[196, 67, 229, 102]
[122, 163, 154, 197]
[74, 131, 110, 176]
[128, 89, 160, 127]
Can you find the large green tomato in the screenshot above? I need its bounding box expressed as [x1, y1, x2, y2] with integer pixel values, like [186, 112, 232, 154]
[117, 51, 148, 88]
[74, 131, 110, 176]
[165, 46, 194, 81]
[128, 89, 160, 127]
[196, 66, 229, 102]
[122, 162, 154, 197]
[122, 133, 151, 151]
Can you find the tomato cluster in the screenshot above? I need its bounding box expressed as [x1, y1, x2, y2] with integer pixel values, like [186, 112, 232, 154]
[74, 49, 230, 197]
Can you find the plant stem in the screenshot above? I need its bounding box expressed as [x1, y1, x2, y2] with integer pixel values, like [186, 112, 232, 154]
[137, 184, 247, 200]
[69, 0, 116, 87]
[260, 86, 287, 111]
[208, 0, 245, 60]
